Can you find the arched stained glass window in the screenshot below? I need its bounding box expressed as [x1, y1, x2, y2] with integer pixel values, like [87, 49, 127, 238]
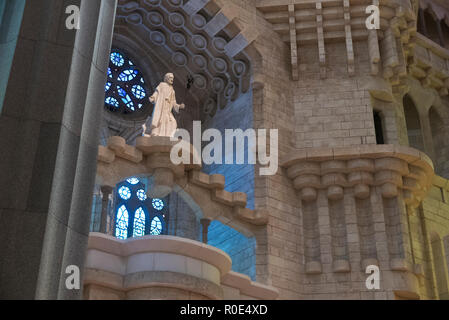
[105, 49, 149, 115]
[150, 216, 163, 235]
[114, 177, 167, 240]
[133, 207, 146, 237]
[116, 205, 129, 240]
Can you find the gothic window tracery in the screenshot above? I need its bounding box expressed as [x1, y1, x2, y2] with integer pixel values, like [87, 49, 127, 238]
[114, 177, 167, 240]
[105, 50, 148, 115]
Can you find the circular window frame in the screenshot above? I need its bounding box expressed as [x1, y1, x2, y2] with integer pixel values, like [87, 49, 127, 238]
[104, 48, 152, 119]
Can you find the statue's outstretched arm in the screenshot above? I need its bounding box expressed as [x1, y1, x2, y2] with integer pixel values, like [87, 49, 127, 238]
[173, 96, 185, 112]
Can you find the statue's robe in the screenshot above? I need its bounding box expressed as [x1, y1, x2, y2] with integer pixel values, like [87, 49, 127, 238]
[145, 82, 181, 137]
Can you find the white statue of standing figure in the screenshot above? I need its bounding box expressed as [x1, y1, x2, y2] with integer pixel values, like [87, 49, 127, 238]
[142, 73, 185, 137]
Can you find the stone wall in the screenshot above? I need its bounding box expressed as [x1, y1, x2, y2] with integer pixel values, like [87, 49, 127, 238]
[294, 41, 376, 149]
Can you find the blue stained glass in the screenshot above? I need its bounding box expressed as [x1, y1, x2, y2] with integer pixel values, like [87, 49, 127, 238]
[118, 186, 131, 200]
[132, 85, 146, 99]
[118, 69, 138, 82]
[152, 199, 164, 211]
[117, 86, 135, 111]
[127, 177, 140, 185]
[150, 216, 162, 235]
[116, 205, 129, 240]
[111, 52, 125, 67]
[105, 96, 119, 108]
[137, 189, 147, 201]
[133, 207, 146, 237]
[106, 49, 149, 114]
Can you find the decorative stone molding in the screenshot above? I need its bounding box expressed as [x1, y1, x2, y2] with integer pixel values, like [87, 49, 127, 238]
[97, 136, 268, 226]
[256, 0, 449, 98]
[257, 0, 416, 79]
[84, 233, 279, 300]
[409, 33, 449, 96]
[282, 144, 434, 207]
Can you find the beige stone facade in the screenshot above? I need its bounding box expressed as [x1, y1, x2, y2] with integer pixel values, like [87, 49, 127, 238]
[1, 0, 449, 300]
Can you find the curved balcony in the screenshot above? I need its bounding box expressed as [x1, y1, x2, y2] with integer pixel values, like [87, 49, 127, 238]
[84, 233, 279, 300]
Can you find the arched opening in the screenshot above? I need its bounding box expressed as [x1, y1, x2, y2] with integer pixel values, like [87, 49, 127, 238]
[418, 8, 427, 36]
[429, 107, 449, 177]
[423, 9, 443, 46]
[93, 0, 258, 282]
[111, 177, 169, 239]
[99, 44, 201, 146]
[373, 110, 385, 145]
[430, 233, 449, 300]
[91, 174, 258, 280]
[403, 95, 424, 152]
[442, 20, 449, 49]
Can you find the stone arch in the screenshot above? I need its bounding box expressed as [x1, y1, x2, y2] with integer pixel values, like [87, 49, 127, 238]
[113, 0, 256, 120]
[95, 136, 265, 280]
[100, 33, 202, 146]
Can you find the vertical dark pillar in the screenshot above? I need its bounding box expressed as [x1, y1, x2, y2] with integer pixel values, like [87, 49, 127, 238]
[100, 186, 113, 233]
[200, 218, 211, 244]
[0, 0, 81, 299]
[419, 9, 428, 36]
[436, 21, 446, 48]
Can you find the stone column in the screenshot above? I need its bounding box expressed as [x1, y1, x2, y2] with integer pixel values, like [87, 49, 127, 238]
[100, 186, 113, 233]
[57, 0, 118, 300]
[0, 0, 82, 299]
[0, 0, 26, 113]
[200, 218, 211, 244]
[32, 0, 117, 300]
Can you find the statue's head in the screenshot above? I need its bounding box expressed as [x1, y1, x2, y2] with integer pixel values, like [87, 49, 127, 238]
[164, 73, 174, 85]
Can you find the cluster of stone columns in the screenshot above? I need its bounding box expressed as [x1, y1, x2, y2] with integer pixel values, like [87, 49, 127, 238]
[0, 0, 117, 299]
[282, 145, 434, 278]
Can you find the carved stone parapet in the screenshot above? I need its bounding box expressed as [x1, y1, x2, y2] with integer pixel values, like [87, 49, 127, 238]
[282, 145, 434, 206]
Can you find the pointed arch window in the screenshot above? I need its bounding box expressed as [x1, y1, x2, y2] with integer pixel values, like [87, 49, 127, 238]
[133, 207, 146, 237]
[115, 205, 129, 240]
[150, 216, 163, 235]
[113, 177, 168, 240]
